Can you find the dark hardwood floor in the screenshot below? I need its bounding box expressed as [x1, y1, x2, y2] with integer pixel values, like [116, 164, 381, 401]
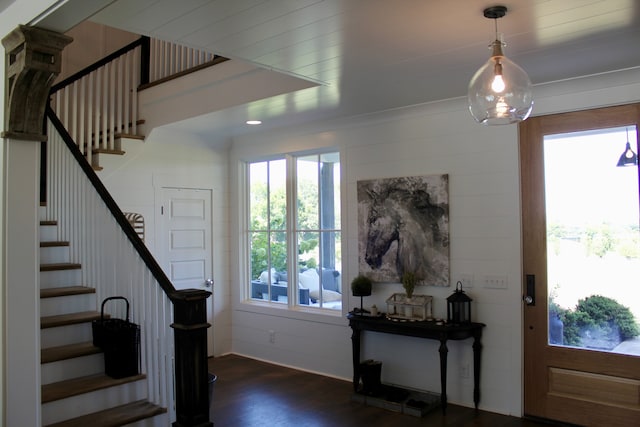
[208, 354, 553, 427]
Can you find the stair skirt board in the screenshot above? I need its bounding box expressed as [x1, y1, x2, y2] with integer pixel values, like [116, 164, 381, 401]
[42, 376, 147, 425]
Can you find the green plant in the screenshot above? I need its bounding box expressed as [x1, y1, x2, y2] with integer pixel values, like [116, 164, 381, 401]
[401, 271, 417, 299]
[556, 295, 640, 346]
[351, 275, 372, 296]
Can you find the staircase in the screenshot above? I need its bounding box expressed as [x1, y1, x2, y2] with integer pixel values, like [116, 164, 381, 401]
[39, 219, 167, 426]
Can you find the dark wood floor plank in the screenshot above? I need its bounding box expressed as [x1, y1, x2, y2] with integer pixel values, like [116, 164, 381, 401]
[208, 354, 552, 427]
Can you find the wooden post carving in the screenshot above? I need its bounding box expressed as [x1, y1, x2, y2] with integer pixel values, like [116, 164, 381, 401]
[171, 289, 213, 427]
[2, 25, 71, 141]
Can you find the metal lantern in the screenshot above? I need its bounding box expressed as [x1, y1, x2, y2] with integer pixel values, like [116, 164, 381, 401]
[447, 281, 472, 324]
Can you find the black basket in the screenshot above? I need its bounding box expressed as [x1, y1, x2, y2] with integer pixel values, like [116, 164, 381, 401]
[92, 296, 140, 379]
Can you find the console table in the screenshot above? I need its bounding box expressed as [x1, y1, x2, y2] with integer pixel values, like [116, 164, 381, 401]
[347, 313, 485, 414]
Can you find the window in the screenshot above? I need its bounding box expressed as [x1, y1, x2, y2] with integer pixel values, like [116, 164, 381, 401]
[248, 152, 342, 310]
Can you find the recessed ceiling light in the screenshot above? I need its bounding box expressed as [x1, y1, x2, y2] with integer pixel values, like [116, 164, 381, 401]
[246, 120, 262, 125]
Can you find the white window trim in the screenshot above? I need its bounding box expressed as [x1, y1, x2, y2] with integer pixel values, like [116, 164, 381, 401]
[239, 149, 345, 319]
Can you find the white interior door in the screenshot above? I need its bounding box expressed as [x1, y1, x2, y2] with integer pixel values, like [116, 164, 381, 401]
[161, 187, 214, 355]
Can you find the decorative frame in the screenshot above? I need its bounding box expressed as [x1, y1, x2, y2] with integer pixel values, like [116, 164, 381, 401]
[357, 174, 450, 286]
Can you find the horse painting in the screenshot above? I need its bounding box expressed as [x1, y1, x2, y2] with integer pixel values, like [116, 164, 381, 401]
[357, 175, 449, 286]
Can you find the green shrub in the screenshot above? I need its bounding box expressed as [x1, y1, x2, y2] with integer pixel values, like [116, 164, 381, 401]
[556, 295, 640, 346]
[576, 295, 639, 341]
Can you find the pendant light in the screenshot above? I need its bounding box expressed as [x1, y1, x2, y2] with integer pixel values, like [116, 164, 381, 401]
[468, 6, 533, 125]
[616, 127, 638, 167]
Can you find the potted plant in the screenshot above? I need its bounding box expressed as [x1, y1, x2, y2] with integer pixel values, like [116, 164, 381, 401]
[351, 275, 373, 314]
[402, 271, 417, 301]
[351, 274, 373, 296]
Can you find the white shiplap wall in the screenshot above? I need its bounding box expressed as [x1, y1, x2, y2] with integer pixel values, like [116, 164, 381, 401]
[99, 127, 232, 357]
[229, 67, 640, 416]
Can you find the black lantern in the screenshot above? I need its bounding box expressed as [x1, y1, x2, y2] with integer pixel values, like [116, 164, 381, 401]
[447, 281, 472, 324]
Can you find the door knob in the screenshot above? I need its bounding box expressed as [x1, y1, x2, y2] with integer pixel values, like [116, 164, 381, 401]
[205, 279, 214, 288]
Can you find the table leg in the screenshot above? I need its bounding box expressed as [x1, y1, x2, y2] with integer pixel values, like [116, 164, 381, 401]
[472, 330, 483, 410]
[438, 338, 448, 415]
[351, 328, 361, 392]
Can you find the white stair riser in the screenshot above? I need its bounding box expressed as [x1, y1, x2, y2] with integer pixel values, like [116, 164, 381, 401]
[41, 379, 148, 425]
[40, 245, 70, 264]
[39, 225, 58, 242]
[41, 293, 96, 317]
[41, 323, 93, 348]
[41, 353, 104, 385]
[40, 269, 82, 288]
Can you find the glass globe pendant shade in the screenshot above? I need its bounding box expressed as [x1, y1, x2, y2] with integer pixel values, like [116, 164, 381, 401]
[468, 39, 533, 125]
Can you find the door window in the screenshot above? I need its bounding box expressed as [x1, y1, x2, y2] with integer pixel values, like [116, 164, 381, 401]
[543, 126, 640, 355]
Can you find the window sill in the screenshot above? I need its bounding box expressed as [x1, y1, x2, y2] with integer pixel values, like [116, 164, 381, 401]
[236, 299, 346, 326]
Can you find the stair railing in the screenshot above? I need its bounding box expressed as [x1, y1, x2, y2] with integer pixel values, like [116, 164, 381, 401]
[45, 106, 213, 426]
[50, 36, 220, 165]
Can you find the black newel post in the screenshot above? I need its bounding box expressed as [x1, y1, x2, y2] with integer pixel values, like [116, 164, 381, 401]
[171, 289, 212, 427]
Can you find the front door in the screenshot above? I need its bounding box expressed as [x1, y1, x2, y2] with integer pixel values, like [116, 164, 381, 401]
[520, 104, 640, 426]
[161, 187, 214, 355]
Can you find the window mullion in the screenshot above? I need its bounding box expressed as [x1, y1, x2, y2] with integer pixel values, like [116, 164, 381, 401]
[286, 154, 297, 307]
[317, 155, 324, 307]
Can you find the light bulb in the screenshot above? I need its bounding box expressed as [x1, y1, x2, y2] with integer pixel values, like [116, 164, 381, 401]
[491, 74, 505, 93]
[491, 59, 505, 92]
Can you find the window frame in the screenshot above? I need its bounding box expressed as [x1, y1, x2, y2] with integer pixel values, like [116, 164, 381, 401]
[243, 149, 343, 316]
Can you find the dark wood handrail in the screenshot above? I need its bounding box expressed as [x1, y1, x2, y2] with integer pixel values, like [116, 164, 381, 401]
[45, 105, 177, 299]
[50, 36, 149, 94]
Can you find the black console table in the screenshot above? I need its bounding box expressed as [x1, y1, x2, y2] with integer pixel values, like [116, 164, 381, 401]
[347, 313, 485, 414]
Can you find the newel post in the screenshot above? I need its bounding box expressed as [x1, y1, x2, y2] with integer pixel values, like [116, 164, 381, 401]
[171, 289, 213, 427]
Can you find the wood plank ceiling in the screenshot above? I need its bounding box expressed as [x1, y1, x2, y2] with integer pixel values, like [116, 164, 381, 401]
[88, 0, 640, 138]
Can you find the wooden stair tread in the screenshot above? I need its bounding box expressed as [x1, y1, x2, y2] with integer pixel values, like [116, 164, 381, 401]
[42, 373, 146, 403]
[41, 341, 102, 364]
[40, 241, 70, 247]
[92, 148, 125, 155]
[115, 133, 145, 140]
[43, 400, 165, 427]
[40, 263, 81, 272]
[41, 311, 103, 329]
[41, 286, 95, 299]
[44, 400, 165, 427]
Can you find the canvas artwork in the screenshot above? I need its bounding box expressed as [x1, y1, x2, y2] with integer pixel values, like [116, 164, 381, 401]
[357, 174, 450, 286]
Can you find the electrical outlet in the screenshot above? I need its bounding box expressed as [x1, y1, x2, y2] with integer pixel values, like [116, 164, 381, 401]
[483, 275, 508, 289]
[269, 330, 275, 344]
[460, 363, 470, 379]
[456, 273, 474, 288]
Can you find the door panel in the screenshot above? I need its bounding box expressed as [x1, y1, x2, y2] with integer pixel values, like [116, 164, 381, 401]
[161, 187, 214, 354]
[520, 104, 640, 426]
